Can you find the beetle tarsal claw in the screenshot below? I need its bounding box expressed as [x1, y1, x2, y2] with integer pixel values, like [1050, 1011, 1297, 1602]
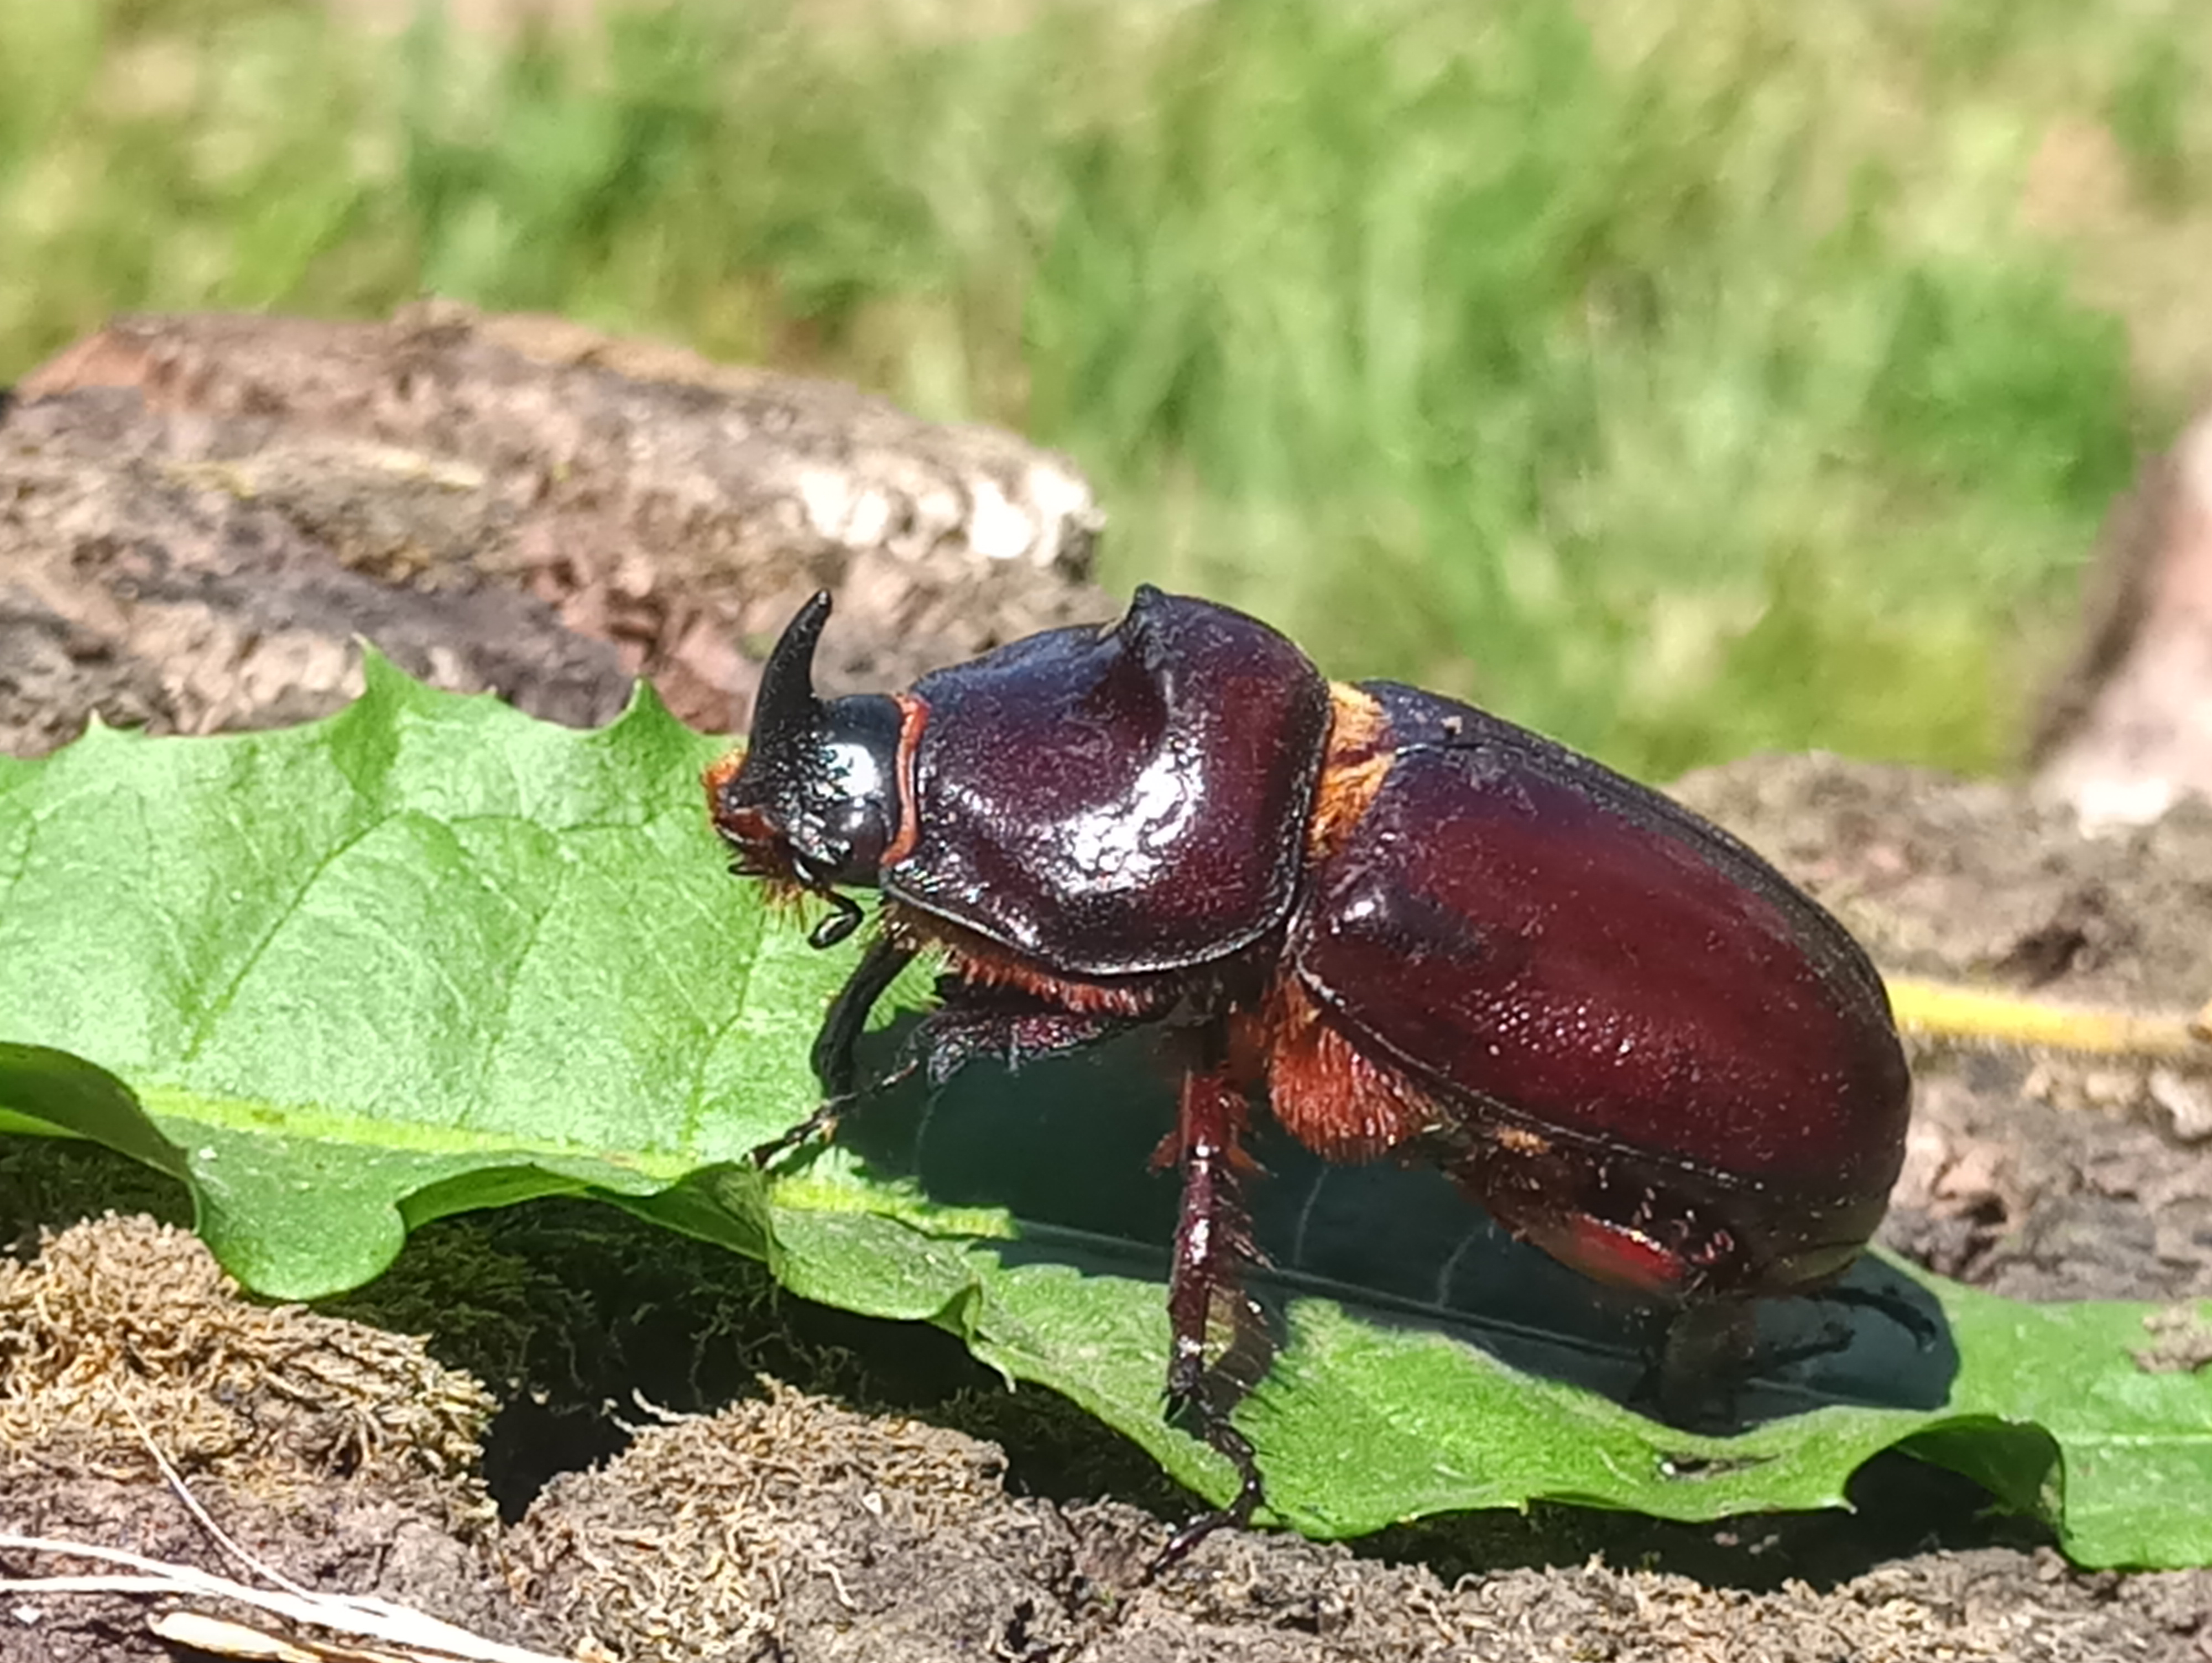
[747, 1097, 851, 1169]
[1149, 1415, 1267, 1579]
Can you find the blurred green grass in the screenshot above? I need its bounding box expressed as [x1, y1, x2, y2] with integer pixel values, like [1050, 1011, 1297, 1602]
[3, 0, 2206, 777]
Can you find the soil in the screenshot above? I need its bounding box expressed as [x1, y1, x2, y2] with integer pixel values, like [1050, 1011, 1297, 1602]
[4, 310, 2212, 1661]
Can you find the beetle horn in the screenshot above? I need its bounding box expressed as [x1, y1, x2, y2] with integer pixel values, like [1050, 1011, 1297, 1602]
[754, 589, 832, 739]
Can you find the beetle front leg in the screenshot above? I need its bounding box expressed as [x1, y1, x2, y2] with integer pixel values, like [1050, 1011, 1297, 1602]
[1153, 1047, 1269, 1571]
[810, 937, 917, 1098]
[751, 936, 916, 1168]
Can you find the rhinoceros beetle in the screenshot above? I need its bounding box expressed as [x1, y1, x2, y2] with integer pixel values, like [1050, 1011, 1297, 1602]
[706, 587, 1912, 1555]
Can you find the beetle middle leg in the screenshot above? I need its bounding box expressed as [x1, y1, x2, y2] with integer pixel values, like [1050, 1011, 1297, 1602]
[754, 946, 1144, 1169]
[1151, 1036, 1271, 1572]
[910, 991, 1143, 1087]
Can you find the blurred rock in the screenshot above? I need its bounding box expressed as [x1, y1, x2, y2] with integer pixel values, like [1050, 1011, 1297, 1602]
[2033, 412, 2212, 825]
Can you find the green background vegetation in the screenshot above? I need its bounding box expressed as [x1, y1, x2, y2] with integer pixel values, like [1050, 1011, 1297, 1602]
[4, 0, 2208, 777]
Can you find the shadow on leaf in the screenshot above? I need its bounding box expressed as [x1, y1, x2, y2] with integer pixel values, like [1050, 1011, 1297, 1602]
[836, 1026, 1957, 1429]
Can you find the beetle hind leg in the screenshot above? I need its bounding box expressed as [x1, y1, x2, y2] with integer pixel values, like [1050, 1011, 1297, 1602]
[1149, 1049, 1274, 1573]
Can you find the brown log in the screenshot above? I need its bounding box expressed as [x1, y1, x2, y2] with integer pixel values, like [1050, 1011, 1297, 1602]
[2, 302, 1109, 756]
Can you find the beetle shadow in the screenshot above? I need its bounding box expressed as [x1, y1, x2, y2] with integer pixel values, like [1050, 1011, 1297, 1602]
[833, 1027, 1958, 1430]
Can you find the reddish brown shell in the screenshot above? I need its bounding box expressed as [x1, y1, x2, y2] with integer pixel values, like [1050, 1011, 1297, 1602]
[1288, 681, 1911, 1295]
[884, 588, 1333, 977]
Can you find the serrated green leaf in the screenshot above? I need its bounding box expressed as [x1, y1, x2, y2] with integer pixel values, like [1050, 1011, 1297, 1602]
[2, 666, 2208, 1567]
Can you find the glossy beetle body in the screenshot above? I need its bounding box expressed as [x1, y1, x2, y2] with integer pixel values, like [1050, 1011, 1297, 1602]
[896, 586, 1333, 975]
[707, 587, 1911, 1545]
[1279, 678, 1908, 1301]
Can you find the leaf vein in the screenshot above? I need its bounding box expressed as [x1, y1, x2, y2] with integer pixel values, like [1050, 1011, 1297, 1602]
[682, 915, 768, 1150]
[177, 819, 382, 1064]
[465, 858, 559, 1113]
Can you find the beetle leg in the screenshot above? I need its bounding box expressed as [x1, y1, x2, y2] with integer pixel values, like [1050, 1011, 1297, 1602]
[910, 996, 1140, 1086]
[1154, 1418, 1264, 1576]
[752, 937, 917, 1168]
[1635, 1299, 1760, 1427]
[1164, 1060, 1262, 1402]
[1804, 1282, 1941, 1350]
[810, 937, 918, 1097]
[1151, 1049, 1269, 1572]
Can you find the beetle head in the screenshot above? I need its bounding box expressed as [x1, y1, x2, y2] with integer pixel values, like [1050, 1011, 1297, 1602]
[707, 591, 904, 949]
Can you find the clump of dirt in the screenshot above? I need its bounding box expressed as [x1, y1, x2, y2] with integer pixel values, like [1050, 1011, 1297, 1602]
[1, 1215, 493, 1506]
[507, 1383, 1026, 1658]
[0, 1215, 542, 1663]
[506, 1380, 2211, 1661]
[0, 305, 1111, 755]
[4, 1212, 2210, 1661]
